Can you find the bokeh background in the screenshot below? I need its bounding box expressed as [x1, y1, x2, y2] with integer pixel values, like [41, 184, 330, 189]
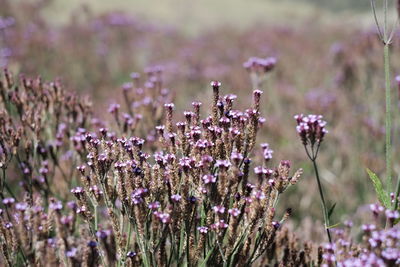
[2, 0, 400, 238]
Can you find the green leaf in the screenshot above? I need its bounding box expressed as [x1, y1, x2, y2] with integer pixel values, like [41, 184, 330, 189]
[328, 203, 336, 219]
[327, 222, 341, 229]
[366, 169, 391, 209]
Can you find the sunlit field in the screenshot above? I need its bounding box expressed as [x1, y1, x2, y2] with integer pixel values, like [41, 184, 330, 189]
[1, 0, 400, 266]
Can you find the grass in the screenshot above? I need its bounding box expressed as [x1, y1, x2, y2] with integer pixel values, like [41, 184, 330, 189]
[37, 0, 372, 34]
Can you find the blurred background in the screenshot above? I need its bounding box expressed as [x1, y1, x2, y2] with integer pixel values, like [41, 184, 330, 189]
[1, 0, 400, 238]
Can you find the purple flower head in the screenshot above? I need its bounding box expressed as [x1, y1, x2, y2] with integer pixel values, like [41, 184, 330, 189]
[130, 137, 145, 148]
[272, 221, 281, 229]
[295, 114, 328, 146]
[164, 103, 175, 111]
[261, 143, 274, 161]
[344, 220, 353, 228]
[210, 81, 221, 90]
[60, 215, 73, 225]
[192, 101, 202, 108]
[76, 165, 86, 175]
[114, 161, 127, 170]
[77, 205, 88, 215]
[71, 187, 85, 197]
[252, 190, 266, 200]
[362, 224, 376, 233]
[49, 201, 63, 211]
[212, 205, 226, 214]
[369, 203, 384, 217]
[127, 251, 137, 258]
[15, 202, 28, 211]
[280, 160, 291, 168]
[385, 209, 400, 220]
[96, 229, 111, 239]
[39, 166, 49, 175]
[215, 160, 231, 170]
[108, 103, 120, 114]
[179, 157, 195, 171]
[212, 220, 228, 230]
[2, 198, 15, 206]
[253, 89, 263, 98]
[87, 241, 97, 248]
[89, 185, 103, 196]
[4, 222, 13, 229]
[197, 226, 209, 234]
[98, 153, 108, 162]
[131, 188, 148, 205]
[190, 127, 202, 140]
[130, 72, 140, 80]
[219, 117, 230, 128]
[171, 194, 182, 202]
[148, 201, 161, 210]
[188, 196, 197, 204]
[231, 151, 243, 165]
[122, 82, 133, 91]
[202, 174, 217, 184]
[228, 208, 241, 217]
[155, 212, 171, 224]
[243, 57, 277, 73]
[132, 166, 142, 176]
[224, 94, 237, 103]
[254, 166, 268, 176]
[176, 121, 186, 132]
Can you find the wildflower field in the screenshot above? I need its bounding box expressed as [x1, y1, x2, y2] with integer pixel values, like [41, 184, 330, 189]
[0, 0, 400, 266]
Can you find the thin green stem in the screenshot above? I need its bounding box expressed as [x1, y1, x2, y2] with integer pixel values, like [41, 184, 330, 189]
[311, 159, 332, 243]
[393, 175, 400, 211]
[384, 43, 392, 194]
[122, 221, 132, 266]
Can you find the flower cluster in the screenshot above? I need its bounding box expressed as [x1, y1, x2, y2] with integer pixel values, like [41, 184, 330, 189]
[0, 70, 309, 266]
[243, 56, 277, 90]
[320, 205, 400, 267]
[68, 80, 305, 266]
[295, 114, 328, 161]
[243, 57, 277, 74]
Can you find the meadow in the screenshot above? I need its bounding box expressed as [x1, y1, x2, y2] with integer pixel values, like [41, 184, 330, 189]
[0, 0, 400, 266]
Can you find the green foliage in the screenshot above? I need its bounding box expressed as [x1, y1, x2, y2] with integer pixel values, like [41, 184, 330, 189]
[328, 203, 336, 220]
[298, 0, 370, 11]
[366, 169, 391, 209]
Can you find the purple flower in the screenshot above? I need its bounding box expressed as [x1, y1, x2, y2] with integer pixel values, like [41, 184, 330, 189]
[71, 187, 85, 197]
[211, 220, 228, 229]
[228, 208, 241, 217]
[295, 114, 328, 146]
[148, 201, 161, 210]
[171, 194, 182, 202]
[2, 198, 15, 206]
[210, 81, 221, 90]
[127, 251, 137, 258]
[15, 202, 28, 211]
[362, 224, 376, 232]
[215, 160, 231, 169]
[87, 241, 97, 248]
[155, 212, 171, 224]
[197, 226, 209, 234]
[385, 209, 400, 220]
[212, 205, 225, 214]
[202, 174, 216, 184]
[369, 203, 384, 217]
[231, 151, 243, 165]
[96, 229, 111, 239]
[49, 201, 63, 211]
[108, 103, 120, 114]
